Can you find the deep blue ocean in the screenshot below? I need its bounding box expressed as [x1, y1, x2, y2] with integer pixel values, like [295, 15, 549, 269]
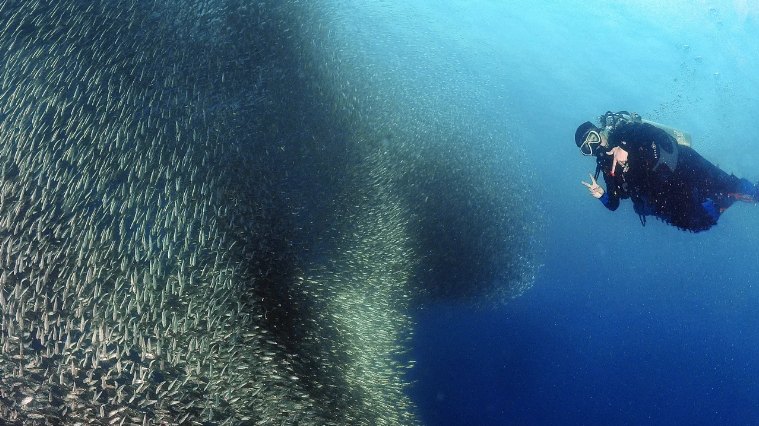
[349, 1, 759, 425]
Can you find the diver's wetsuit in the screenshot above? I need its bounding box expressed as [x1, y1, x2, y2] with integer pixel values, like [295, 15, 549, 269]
[596, 122, 755, 232]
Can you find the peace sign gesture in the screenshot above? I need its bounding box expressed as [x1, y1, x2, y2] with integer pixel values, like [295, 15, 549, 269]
[582, 173, 605, 199]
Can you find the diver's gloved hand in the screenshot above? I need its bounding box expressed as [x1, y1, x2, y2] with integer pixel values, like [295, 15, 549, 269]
[581, 173, 605, 198]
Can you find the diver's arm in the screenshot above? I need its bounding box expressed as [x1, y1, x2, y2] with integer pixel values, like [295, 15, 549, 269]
[599, 190, 620, 211]
[600, 173, 621, 211]
[582, 173, 619, 211]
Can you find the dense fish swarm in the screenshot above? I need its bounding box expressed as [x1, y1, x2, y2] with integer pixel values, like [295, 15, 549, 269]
[0, 0, 539, 425]
[302, 2, 543, 305]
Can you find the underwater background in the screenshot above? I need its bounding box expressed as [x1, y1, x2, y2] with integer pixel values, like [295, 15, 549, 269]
[0, 0, 757, 425]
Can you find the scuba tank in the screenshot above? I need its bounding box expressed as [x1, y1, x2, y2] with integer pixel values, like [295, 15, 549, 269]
[640, 119, 692, 147]
[599, 111, 692, 147]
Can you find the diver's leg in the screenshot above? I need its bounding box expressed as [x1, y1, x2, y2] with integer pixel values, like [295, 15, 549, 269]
[681, 146, 755, 205]
[731, 178, 758, 203]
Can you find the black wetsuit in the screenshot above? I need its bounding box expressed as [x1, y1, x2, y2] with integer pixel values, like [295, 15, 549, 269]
[596, 122, 752, 232]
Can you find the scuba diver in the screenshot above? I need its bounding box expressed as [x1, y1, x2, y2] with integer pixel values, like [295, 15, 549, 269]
[575, 111, 758, 232]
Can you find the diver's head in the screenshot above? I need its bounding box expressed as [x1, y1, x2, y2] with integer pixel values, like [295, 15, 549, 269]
[575, 121, 607, 156]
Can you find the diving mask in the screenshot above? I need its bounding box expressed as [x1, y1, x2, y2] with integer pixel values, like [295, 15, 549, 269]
[579, 130, 603, 156]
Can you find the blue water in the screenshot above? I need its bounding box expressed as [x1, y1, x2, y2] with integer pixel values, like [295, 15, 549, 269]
[327, 1, 759, 424]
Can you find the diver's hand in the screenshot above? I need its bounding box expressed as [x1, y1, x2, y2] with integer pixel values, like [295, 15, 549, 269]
[609, 146, 628, 177]
[581, 173, 604, 199]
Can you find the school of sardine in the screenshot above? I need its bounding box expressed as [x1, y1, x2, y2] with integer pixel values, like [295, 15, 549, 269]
[0, 0, 540, 425]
